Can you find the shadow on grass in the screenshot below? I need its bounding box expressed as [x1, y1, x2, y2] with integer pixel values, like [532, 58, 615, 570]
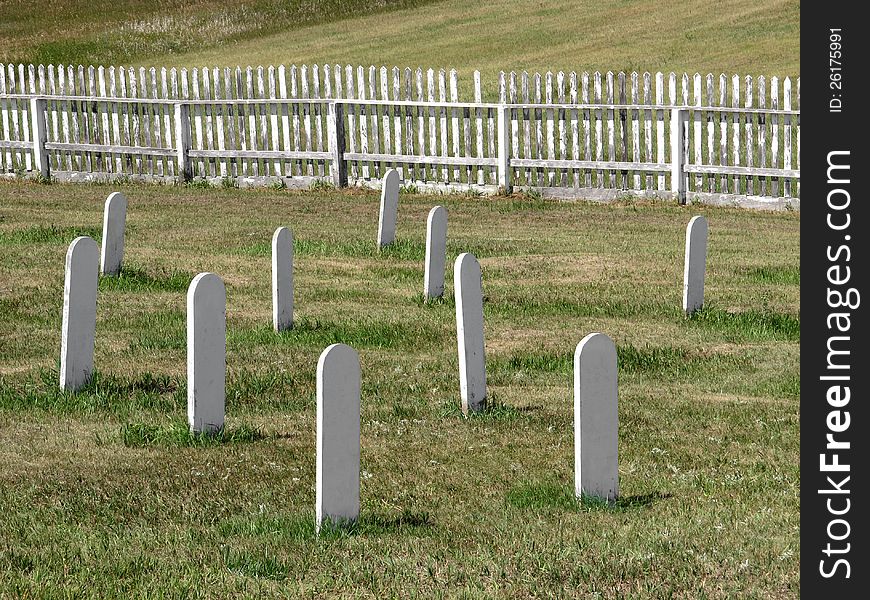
[0, 224, 101, 245]
[439, 395, 524, 422]
[120, 420, 269, 447]
[507, 482, 671, 512]
[230, 316, 443, 351]
[688, 305, 800, 342]
[0, 369, 184, 414]
[99, 265, 192, 293]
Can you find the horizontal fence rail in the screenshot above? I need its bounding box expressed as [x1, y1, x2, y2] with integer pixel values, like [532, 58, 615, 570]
[0, 63, 800, 206]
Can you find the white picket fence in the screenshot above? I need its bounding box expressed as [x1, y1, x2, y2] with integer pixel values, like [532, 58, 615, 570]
[0, 63, 800, 206]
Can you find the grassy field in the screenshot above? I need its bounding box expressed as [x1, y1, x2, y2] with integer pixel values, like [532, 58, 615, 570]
[0, 180, 799, 596]
[2, 0, 800, 87]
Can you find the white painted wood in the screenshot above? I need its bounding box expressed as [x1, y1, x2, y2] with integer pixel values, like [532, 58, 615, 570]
[557, 71, 567, 187]
[497, 104, 511, 191]
[454, 253, 486, 414]
[771, 76, 779, 197]
[783, 77, 792, 197]
[574, 332, 618, 502]
[213, 67, 227, 177]
[358, 65, 370, 180]
[731, 74, 741, 194]
[757, 76, 766, 196]
[108, 67, 122, 173]
[424, 205, 447, 300]
[368, 66, 380, 179]
[744, 75, 754, 195]
[377, 168, 400, 247]
[59, 236, 99, 392]
[545, 72, 555, 186]
[605, 71, 615, 188]
[683, 215, 708, 314]
[316, 343, 361, 532]
[272, 226, 294, 332]
[693, 73, 702, 190]
[593, 72, 603, 187]
[670, 108, 687, 202]
[427, 68, 437, 181]
[474, 71, 484, 185]
[100, 191, 127, 276]
[450, 69, 460, 182]
[719, 73, 728, 193]
[187, 272, 226, 434]
[582, 72, 591, 187]
[706, 73, 715, 192]
[175, 103, 192, 181]
[631, 72, 640, 189]
[643, 72, 653, 190]
[0, 67, 10, 170]
[440, 69, 450, 183]
[521, 71, 532, 185]
[461, 70, 472, 184]
[655, 72, 665, 190]
[570, 72, 580, 188]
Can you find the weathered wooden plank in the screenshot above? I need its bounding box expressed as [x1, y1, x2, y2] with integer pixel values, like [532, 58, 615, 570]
[196, 67, 210, 176]
[770, 76, 779, 196]
[190, 67, 204, 176]
[415, 67, 426, 181]
[534, 72, 544, 186]
[48, 65, 61, 171]
[107, 67, 121, 173]
[461, 70, 472, 184]
[304, 65, 315, 176]
[257, 66, 270, 177]
[582, 72, 591, 188]
[706, 73, 714, 192]
[643, 72, 653, 190]
[557, 71, 567, 187]
[380, 66, 392, 180]
[488, 73, 497, 184]
[314, 64, 325, 176]
[190, 149, 331, 160]
[757, 76, 766, 196]
[65, 66, 79, 171]
[511, 158, 669, 171]
[668, 72, 676, 190]
[0, 67, 9, 170]
[148, 68, 163, 177]
[0, 139, 31, 150]
[521, 71, 532, 185]
[77, 65, 93, 172]
[212, 67, 227, 177]
[744, 75, 754, 195]
[277, 65, 291, 177]
[654, 72, 665, 190]
[692, 73, 702, 190]
[9, 65, 25, 169]
[684, 164, 799, 178]
[88, 65, 104, 172]
[606, 72, 615, 188]
[594, 72, 603, 187]
[631, 72, 640, 189]
[343, 151, 496, 166]
[436, 69, 450, 182]
[569, 72, 580, 188]
[344, 66, 357, 180]
[731, 74, 741, 193]
[269, 65, 281, 176]
[127, 67, 146, 174]
[246, 66, 260, 177]
[233, 67, 247, 176]
[719, 73, 728, 193]
[474, 71, 484, 185]
[618, 71, 628, 189]
[545, 72, 555, 186]
[357, 65, 370, 180]
[368, 66, 380, 179]
[403, 67, 415, 180]
[783, 77, 792, 197]
[449, 68, 461, 183]
[45, 142, 175, 156]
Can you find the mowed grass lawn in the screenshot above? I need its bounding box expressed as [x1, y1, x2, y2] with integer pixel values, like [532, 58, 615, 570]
[0, 181, 799, 596]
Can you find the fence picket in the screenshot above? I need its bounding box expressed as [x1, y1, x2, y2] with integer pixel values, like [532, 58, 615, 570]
[784, 77, 792, 198]
[257, 66, 269, 177]
[546, 72, 555, 186]
[705, 74, 714, 192]
[719, 74, 728, 193]
[631, 72, 640, 189]
[643, 72, 652, 190]
[474, 70, 484, 185]
[731, 74, 740, 194]
[269, 65, 281, 177]
[771, 76, 779, 196]
[427, 69, 437, 181]
[757, 76, 766, 196]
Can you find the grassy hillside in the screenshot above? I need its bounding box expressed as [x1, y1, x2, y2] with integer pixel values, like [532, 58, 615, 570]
[2, 0, 800, 79]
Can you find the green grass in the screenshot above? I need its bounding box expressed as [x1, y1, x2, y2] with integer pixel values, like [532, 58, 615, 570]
[1, 1, 799, 101]
[0, 179, 799, 596]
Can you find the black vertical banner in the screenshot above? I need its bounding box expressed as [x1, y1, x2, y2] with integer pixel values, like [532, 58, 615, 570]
[802, 5, 869, 596]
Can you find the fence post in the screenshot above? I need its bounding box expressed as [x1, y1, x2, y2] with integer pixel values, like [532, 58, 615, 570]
[30, 97, 49, 179]
[496, 104, 512, 193]
[670, 108, 688, 204]
[175, 102, 192, 182]
[328, 101, 347, 188]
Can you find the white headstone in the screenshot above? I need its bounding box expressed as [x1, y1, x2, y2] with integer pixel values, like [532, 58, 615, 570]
[59, 236, 99, 392]
[424, 205, 447, 300]
[574, 332, 619, 502]
[187, 272, 226, 433]
[100, 191, 127, 276]
[272, 226, 294, 331]
[682, 215, 709, 314]
[377, 168, 400, 247]
[316, 343, 361, 532]
[454, 253, 487, 414]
